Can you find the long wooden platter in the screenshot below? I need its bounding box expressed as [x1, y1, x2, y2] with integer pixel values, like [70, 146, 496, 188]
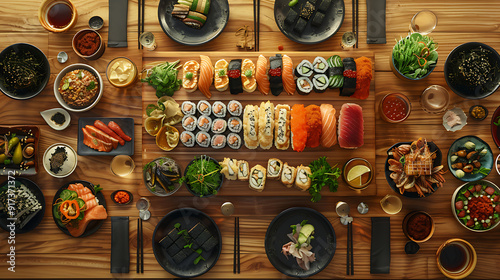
[141, 52, 376, 198]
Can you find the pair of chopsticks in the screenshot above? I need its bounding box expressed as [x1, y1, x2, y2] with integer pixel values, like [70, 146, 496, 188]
[352, 0, 358, 48]
[233, 217, 240, 274]
[136, 218, 144, 273]
[346, 221, 354, 275]
[253, 0, 260, 51]
[138, 0, 145, 49]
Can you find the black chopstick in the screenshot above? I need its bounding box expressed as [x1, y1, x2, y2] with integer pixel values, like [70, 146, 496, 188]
[253, 0, 259, 52]
[141, 0, 145, 50]
[138, 0, 141, 49]
[136, 218, 140, 273]
[140, 219, 144, 273]
[349, 222, 354, 275]
[233, 216, 237, 274]
[346, 221, 350, 275]
[355, 0, 359, 48]
[257, 0, 260, 51]
[237, 217, 240, 274]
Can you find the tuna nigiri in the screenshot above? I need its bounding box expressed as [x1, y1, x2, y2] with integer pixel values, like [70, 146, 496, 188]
[305, 105, 322, 148]
[338, 103, 364, 149]
[282, 55, 295, 95]
[291, 104, 307, 152]
[320, 104, 337, 148]
[199, 55, 214, 99]
[256, 55, 270, 95]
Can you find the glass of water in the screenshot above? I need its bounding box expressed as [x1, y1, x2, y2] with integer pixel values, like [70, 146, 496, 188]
[139, 32, 157, 51]
[409, 10, 437, 35]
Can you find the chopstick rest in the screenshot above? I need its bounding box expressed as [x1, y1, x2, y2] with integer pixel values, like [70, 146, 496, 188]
[108, 0, 129, 47]
[366, 0, 386, 44]
[370, 217, 390, 274]
[111, 216, 130, 273]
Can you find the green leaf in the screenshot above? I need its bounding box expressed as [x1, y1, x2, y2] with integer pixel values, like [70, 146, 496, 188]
[195, 248, 203, 254]
[300, 220, 308, 226]
[93, 184, 103, 194]
[174, 223, 181, 229]
[307, 157, 341, 202]
[194, 255, 205, 265]
[86, 81, 96, 91]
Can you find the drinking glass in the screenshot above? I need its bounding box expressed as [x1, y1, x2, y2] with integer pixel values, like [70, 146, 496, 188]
[409, 10, 437, 35]
[380, 194, 402, 215]
[139, 32, 157, 50]
[110, 155, 135, 177]
[420, 85, 450, 114]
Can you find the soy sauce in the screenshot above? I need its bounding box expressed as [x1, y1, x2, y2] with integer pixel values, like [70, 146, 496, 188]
[47, 3, 73, 28]
[440, 244, 467, 272]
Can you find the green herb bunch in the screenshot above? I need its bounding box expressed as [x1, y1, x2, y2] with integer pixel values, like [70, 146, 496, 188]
[141, 60, 182, 98]
[308, 157, 341, 202]
[179, 156, 222, 197]
[392, 33, 438, 79]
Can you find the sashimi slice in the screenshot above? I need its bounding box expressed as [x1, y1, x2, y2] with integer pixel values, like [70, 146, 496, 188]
[282, 55, 295, 95]
[94, 120, 125, 145]
[84, 198, 98, 211]
[338, 103, 364, 149]
[79, 193, 96, 202]
[320, 104, 337, 147]
[256, 55, 270, 95]
[82, 127, 113, 152]
[291, 104, 307, 152]
[67, 205, 107, 237]
[199, 55, 214, 99]
[67, 183, 92, 196]
[85, 125, 119, 149]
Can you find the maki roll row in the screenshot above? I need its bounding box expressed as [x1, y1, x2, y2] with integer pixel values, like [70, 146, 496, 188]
[340, 57, 356, 96]
[327, 55, 344, 88]
[181, 100, 241, 118]
[180, 130, 242, 149]
[295, 56, 329, 77]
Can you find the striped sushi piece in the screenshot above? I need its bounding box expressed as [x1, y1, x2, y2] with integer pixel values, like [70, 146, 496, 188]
[227, 133, 242, 149]
[338, 103, 364, 149]
[340, 57, 356, 96]
[198, 55, 213, 99]
[294, 60, 313, 77]
[256, 55, 270, 95]
[182, 11, 207, 29]
[269, 54, 283, 96]
[320, 104, 337, 147]
[291, 104, 307, 152]
[211, 134, 226, 149]
[228, 59, 243, 95]
[180, 131, 196, 147]
[327, 55, 344, 88]
[282, 55, 295, 95]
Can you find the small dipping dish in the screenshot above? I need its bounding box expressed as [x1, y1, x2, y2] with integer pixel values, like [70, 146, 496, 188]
[436, 238, 477, 279]
[403, 211, 435, 243]
[342, 158, 374, 191]
[40, 108, 71, 130]
[443, 107, 467, 132]
[469, 105, 488, 121]
[43, 143, 77, 178]
[380, 92, 411, 123]
[89, 16, 104, 30]
[111, 190, 133, 205]
[156, 125, 179, 151]
[57, 51, 68, 63]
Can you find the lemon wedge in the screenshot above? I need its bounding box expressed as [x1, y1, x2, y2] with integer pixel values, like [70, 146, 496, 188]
[347, 165, 371, 183]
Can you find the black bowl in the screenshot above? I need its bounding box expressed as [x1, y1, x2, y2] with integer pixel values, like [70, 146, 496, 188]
[469, 105, 488, 121]
[184, 155, 223, 198]
[110, 190, 133, 205]
[0, 43, 50, 100]
[444, 42, 500, 99]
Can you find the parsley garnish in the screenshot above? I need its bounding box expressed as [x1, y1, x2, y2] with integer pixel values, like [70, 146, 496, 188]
[141, 60, 182, 98]
[308, 157, 341, 202]
[86, 81, 96, 91]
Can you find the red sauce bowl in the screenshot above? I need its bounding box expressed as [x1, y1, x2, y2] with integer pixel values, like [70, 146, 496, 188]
[380, 92, 411, 123]
[72, 29, 105, 60]
[111, 190, 133, 205]
[403, 211, 435, 243]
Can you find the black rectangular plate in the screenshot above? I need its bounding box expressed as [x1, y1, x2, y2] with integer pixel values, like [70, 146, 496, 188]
[77, 117, 134, 156]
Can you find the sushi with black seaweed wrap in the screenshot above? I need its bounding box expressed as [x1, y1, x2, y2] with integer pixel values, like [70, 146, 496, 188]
[312, 74, 329, 93]
[340, 57, 356, 96]
[295, 60, 313, 77]
[327, 55, 344, 88]
[293, 17, 308, 34]
[318, 0, 331, 13]
[269, 54, 283, 96]
[299, 1, 315, 20]
[296, 77, 313, 95]
[285, 8, 298, 25]
[311, 12, 325, 27]
[228, 59, 243, 95]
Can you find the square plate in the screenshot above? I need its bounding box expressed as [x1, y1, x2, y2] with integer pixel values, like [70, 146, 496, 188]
[77, 117, 134, 156]
[0, 126, 39, 176]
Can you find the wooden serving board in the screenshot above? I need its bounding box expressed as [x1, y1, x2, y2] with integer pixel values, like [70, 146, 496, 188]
[141, 52, 376, 197]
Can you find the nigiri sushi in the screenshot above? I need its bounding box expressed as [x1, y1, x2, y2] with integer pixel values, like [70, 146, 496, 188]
[258, 101, 274, 150]
[282, 55, 295, 95]
[214, 59, 229, 91]
[241, 59, 257, 92]
[320, 104, 337, 147]
[291, 104, 307, 152]
[256, 55, 270, 95]
[338, 103, 364, 149]
[182, 60, 200, 92]
[305, 105, 322, 148]
[340, 57, 356, 96]
[269, 54, 283, 96]
[352, 57, 372, 100]
[228, 59, 243, 95]
[274, 104, 290, 150]
[243, 105, 259, 149]
[199, 55, 214, 99]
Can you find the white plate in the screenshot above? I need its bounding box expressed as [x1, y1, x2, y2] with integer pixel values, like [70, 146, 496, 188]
[40, 108, 71, 131]
[43, 143, 77, 178]
[443, 107, 467, 132]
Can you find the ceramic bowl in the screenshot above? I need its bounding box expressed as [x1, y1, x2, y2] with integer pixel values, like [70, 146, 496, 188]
[110, 190, 133, 205]
[72, 29, 105, 60]
[391, 33, 437, 81]
[402, 211, 435, 243]
[436, 238, 477, 279]
[38, 0, 77, 33]
[43, 143, 77, 178]
[40, 108, 71, 130]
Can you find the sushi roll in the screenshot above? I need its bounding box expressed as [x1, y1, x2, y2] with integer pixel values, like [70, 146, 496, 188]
[212, 101, 226, 118]
[198, 55, 213, 99]
[274, 104, 290, 150]
[227, 133, 242, 149]
[228, 59, 243, 95]
[196, 131, 211, 147]
[293, 18, 308, 34]
[172, 4, 190, 19]
[182, 11, 207, 29]
[211, 134, 226, 149]
[228, 117, 242, 133]
[182, 115, 197, 131]
[179, 0, 211, 14]
[282, 55, 295, 95]
[340, 57, 356, 96]
[294, 60, 313, 77]
[295, 165, 312, 191]
[312, 74, 329, 93]
[281, 163, 297, 188]
[182, 60, 200, 92]
[228, 100, 243, 116]
[267, 158, 283, 180]
[256, 55, 270, 95]
[219, 158, 238, 180]
[311, 12, 325, 27]
[241, 59, 257, 92]
[214, 59, 229, 91]
[299, 1, 315, 20]
[180, 131, 195, 147]
[313, 56, 329, 74]
[318, 0, 331, 13]
[249, 164, 266, 192]
[211, 118, 227, 134]
[181, 101, 196, 115]
[296, 77, 313, 95]
[197, 100, 211, 115]
[291, 104, 307, 152]
[197, 115, 212, 131]
[259, 101, 274, 150]
[269, 54, 283, 96]
[237, 160, 249, 180]
[327, 55, 344, 88]
[285, 8, 298, 25]
[243, 105, 259, 149]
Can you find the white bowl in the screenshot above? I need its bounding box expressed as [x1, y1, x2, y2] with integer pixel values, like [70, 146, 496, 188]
[40, 108, 71, 130]
[53, 63, 103, 112]
[43, 143, 77, 178]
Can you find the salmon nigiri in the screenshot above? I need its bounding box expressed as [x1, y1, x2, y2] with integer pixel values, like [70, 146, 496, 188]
[199, 55, 214, 99]
[320, 104, 337, 148]
[256, 55, 270, 95]
[282, 55, 295, 95]
[82, 127, 113, 152]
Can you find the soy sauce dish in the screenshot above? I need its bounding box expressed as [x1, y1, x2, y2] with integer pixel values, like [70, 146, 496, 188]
[111, 190, 133, 205]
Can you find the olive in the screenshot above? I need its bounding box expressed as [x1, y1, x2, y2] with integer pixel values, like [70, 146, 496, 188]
[12, 143, 22, 165]
[473, 160, 481, 169]
[463, 164, 474, 173]
[456, 150, 467, 158]
[0, 154, 6, 164]
[451, 162, 464, 169]
[467, 151, 478, 160]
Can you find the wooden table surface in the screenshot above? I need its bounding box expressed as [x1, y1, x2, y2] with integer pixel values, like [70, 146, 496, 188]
[1, 0, 500, 279]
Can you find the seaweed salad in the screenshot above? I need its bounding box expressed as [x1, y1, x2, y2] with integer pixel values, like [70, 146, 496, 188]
[0, 49, 46, 94]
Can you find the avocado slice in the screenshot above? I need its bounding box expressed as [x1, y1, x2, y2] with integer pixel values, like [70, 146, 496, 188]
[297, 224, 315, 245]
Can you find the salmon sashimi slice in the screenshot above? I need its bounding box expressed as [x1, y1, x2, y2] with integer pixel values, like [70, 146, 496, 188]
[84, 198, 98, 211]
[282, 55, 295, 95]
[320, 104, 337, 148]
[94, 120, 125, 145]
[79, 193, 96, 202]
[183, 117, 195, 126]
[107, 121, 132, 142]
[197, 133, 207, 142]
[213, 135, 224, 146]
[256, 55, 270, 95]
[82, 127, 113, 152]
[67, 205, 107, 237]
[199, 55, 214, 99]
[213, 103, 222, 114]
[199, 118, 209, 126]
[67, 183, 92, 196]
[85, 125, 119, 149]
[338, 103, 364, 149]
[200, 102, 209, 112]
